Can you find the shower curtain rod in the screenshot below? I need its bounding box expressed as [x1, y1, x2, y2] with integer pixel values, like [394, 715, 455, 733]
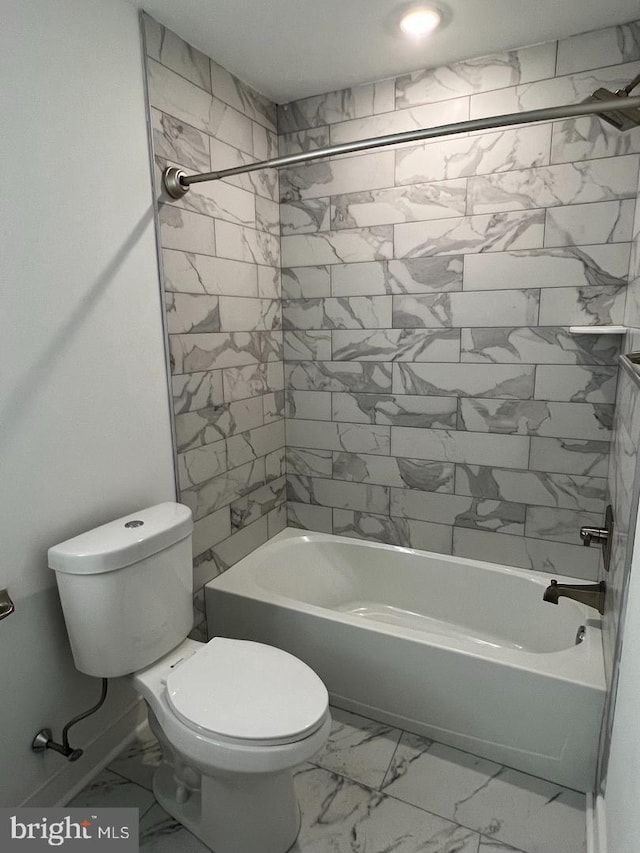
[162, 94, 640, 199]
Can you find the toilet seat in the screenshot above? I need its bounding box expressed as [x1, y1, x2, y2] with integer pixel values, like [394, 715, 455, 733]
[166, 637, 329, 747]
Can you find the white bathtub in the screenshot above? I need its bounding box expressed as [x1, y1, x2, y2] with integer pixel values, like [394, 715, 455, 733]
[205, 529, 605, 792]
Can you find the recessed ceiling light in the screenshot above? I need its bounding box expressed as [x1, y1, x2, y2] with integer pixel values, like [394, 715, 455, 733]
[399, 6, 442, 38]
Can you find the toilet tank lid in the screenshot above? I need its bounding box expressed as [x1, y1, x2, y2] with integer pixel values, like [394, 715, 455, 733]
[48, 503, 193, 575]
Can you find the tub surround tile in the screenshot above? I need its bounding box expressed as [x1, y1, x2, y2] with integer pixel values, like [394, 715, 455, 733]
[391, 427, 531, 469]
[287, 390, 333, 420]
[230, 476, 286, 531]
[150, 108, 210, 174]
[143, 15, 212, 92]
[525, 506, 601, 545]
[166, 293, 220, 335]
[544, 200, 635, 247]
[172, 370, 224, 414]
[281, 226, 394, 267]
[330, 257, 464, 297]
[333, 452, 456, 492]
[390, 489, 526, 535]
[395, 44, 557, 107]
[392, 290, 539, 328]
[452, 527, 600, 579]
[287, 419, 391, 455]
[537, 284, 627, 327]
[283, 296, 392, 330]
[280, 152, 395, 201]
[192, 507, 232, 557]
[534, 366, 617, 404]
[457, 399, 613, 441]
[158, 205, 216, 256]
[395, 126, 552, 186]
[181, 458, 266, 520]
[331, 392, 458, 428]
[175, 397, 264, 452]
[529, 437, 610, 477]
[556, 21, 640, 76]
[287, 475, 390, 515]
[467, 156, 640, 215]
[393, 363, 535, 399]
[460, 327, 620, 366]
[287, 448, 334, 478]
[333, 329, 461, 362]
[328, 96, 470, 147]
[283, 266, 332, 299]
[286, 361, 393, 393]
[394, 210, 545, 258]
[331, 180, 468, 229]
[551, 116, 640, 166]
[162, 251, 258, 297]
[333, 510, 454, 554]
[278, 81, 395, 134]
[462, 245, 631, 291]
[455, 465, 606, 512]
[288, 501, 334, 533]
[470, 61, 640, 121]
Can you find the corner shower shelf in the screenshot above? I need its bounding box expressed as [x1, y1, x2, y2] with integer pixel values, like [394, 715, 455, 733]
[569, 325, 627, 335]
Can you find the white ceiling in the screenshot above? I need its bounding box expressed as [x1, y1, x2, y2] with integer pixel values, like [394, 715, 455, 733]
[135, 0, 640, 103]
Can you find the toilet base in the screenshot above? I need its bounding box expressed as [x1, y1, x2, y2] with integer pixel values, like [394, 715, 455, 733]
[152, 761, 301, 853]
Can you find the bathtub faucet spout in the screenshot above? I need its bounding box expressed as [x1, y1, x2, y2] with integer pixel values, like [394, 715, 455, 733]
[543, 579, 605, 615]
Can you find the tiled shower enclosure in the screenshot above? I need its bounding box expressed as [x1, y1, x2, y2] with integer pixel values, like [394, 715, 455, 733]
[144, 15, 640, 669]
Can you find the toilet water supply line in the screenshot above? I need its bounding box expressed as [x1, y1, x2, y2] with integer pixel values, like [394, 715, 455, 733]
[32, 679, 109, 762]
[162, 93, 640, 198]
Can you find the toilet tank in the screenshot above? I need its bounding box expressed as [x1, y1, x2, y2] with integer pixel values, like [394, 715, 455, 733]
[49, 503, 194, 678]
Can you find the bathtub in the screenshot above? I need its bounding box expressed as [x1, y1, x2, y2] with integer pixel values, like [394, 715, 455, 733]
[205, 529, 605, 792]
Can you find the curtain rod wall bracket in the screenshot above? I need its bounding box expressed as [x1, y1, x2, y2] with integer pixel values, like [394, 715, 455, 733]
[164, 167, 190, 199]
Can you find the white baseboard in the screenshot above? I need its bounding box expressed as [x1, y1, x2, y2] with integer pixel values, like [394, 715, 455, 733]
[587, 792, 609, 853]
[20, 699, 147, 808]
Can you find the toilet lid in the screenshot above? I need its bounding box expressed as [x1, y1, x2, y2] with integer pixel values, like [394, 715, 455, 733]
[165, 637, 329, 744]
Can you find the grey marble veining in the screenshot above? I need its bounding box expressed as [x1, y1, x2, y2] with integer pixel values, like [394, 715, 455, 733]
[392, 290, 539, 328]
[394, 210, 545, 258]
[460, 327, 620, 366]
[286, 361, 393, 393]
[455, 465, 606, 512]
[393, 363, 535, 399]
[74, 709, 586, 853]
[467, 156, 640, 215]
[331, 392, 458, 427]
[330, 257, 464, 296]
[462, 244, 631, 291]
[395, 126, 552, 186]
[333, 452, 456, 491]
[332, 329, 461, 362]
[396, 43, 556, 107]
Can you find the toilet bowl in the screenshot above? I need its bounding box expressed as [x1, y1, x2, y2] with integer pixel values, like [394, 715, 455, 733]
[134, 636, 331, 853]
[48, 502, 331, 853]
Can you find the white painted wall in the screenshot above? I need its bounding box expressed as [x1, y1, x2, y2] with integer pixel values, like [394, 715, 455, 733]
[604, 496, 640, 853]
[0, 0, 175, 805]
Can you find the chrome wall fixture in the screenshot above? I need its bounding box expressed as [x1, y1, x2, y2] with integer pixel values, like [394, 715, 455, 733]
[162, 93, 640, 199]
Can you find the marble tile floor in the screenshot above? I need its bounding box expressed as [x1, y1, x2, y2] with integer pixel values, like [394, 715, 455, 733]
[69, 706, 586, 853]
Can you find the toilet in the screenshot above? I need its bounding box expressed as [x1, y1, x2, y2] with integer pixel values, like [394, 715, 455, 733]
[48, 502, 331, 853]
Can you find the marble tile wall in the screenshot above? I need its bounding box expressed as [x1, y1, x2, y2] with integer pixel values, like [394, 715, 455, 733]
[142, 15, 286, 638]
[279, 20, 640, 581]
